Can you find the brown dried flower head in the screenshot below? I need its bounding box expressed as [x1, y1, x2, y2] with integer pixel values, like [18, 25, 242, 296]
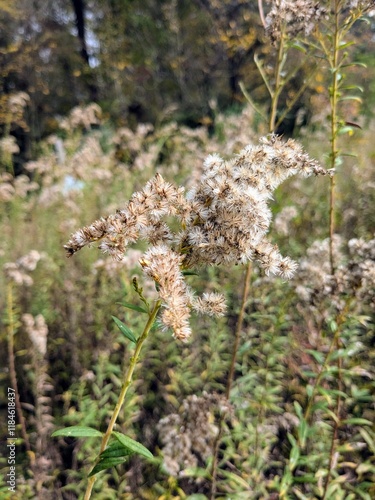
[64, 135, 330, 340]
[265, 0, 327, 44]
[23, 313, 49, 356]
[295, 236, 375, 312]
[157, 393, 231, 476]
[4, 250, 44, 287]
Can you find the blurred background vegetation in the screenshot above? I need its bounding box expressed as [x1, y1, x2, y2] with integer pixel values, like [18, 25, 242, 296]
[2, 0, 374, 173]
[0, 1, 374, 499]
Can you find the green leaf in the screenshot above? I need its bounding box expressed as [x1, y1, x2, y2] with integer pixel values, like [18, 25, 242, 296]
[338, 41, 355, 50]
[338, 126, 357, 135]
[112, 316, 137, 343]
[221, 470, 250, 489]
[182, 270, 199, 276]
[359, 428, 375, 454]
[317, 387, 334, 404]
[329, 319, 338, 333]
[357, 463, 375, 475]
[311, 401, 329, 413]
[306, 384, 314, 398]
[341, 62, 367, 69]
[338, 95, 362, 103]
[342, 418, 372, 426]
[340, 85, 364, 93]
[182, 467, 210, 479]
[306, 349, 324, 364]
[52, 426, 103, 438]
[340, 152, 357, 158]
[100, 442, 133, 459]
[287, 432, 297, 448]
[112, 431, 153, 459]
[298, 419, 308, 448]
[116, 302, 148, 314]
[293, 473, 316, 484]
[289, 445, 300, 471]
[290, 42, 307, 53]
[88, 456, 128, 477]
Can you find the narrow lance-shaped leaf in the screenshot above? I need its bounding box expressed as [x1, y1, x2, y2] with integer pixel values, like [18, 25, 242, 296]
[343, 418, 372, 426]
[112, 316, 137, 343]
[88, 457, 128, 477]
[116, 301, 148, 314]
[100, 442, 133, 459]
[52, 426, 103, 438]
[112, 431, 153, 459]
[88, 442, 135, 477]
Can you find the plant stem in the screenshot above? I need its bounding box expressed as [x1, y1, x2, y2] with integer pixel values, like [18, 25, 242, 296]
[328, 0, 340, 275]
[209, 263, 252, 500]
[225, 263, 252, 399]
[6, 282, 31, 454]
[321, 6, 343, 491]
[269, 30, 285, 132]
[258, 0, 266, 28]
[84, 300, 161, 500]
[322, 337, 342, 499]
[303, 300, 349, 425]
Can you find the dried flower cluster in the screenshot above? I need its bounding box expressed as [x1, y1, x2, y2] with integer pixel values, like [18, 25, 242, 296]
[140, 246, 193, 341]
[349, 0, 375, 12]
[265, 0, 327, 44]
[0, 136, 20, 156]
[93, 249, 144, 278]
[141, 246, 227, 340]
[4, 250, 44, 286]
[60, 103, 102, 131]
[157, 393, 230, 477]
[0, 173, 39, 202]
[273, 205, 298, 236]
[3, 92, 30, 131]
[22, 313, 49, 356]
[179, 135, 331, 275]
[7, 91, 30, 113]
[295, 236, 375, 312]
[65, 135, 330, 340]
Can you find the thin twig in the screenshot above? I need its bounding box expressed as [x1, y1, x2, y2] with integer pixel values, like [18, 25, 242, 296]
[258, 0, 266, 29]
[239, 81, 267, 123]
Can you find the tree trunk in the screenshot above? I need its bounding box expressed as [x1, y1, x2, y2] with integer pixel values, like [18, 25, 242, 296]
[70, 0, 98, 101]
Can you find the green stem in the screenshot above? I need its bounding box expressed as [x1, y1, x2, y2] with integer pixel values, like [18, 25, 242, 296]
[322, 336, 342, 499]
[84, 300, 161, 500]
[303, 330, 337, 425]
[6, 282, 31, 454]
[328, 0, 340, 275]
[269, 29, 285, 132]
[303, 300, 350, 426]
